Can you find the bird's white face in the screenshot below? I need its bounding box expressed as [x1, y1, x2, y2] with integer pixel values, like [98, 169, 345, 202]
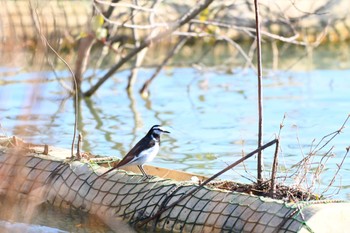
[152, 126, 170, 135]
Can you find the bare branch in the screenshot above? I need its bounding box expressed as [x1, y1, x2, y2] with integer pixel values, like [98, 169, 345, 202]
[84, 0, 215, 97]
[96, 0, 155, 13]
[126, 0, 149, 93]
[190, 19, 301, 44]
[76, 133, 83, 160]
[74, 34, 95, 93]
[100, 0, 120, 19]
[171, 31, 257, 71]
[322, 147, 349, 196]
[93, 1, 166, 30]
[312, 114, 349, 154]
[221, 35, 257, 72]
[29, 1, 79, 159]
[243, 38, 257, 70]
[270, 114, 286, 197]
[139, 35, 187, 98]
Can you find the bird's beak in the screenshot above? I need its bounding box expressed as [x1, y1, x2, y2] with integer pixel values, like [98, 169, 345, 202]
[157, 126, 170, 134]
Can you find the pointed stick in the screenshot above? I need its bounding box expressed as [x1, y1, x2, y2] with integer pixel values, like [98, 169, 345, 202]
[254, 0, 264, 184]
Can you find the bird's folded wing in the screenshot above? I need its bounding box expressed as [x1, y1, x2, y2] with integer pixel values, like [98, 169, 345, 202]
[115, 137, 155, 168]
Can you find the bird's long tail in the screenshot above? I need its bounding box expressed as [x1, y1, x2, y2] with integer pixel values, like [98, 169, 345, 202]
[89, 166, 118, 185]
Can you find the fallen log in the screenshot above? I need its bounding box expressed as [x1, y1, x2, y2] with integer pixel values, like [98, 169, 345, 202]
[0, 136, 349, 232]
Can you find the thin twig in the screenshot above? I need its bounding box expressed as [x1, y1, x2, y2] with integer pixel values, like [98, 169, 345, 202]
[47, 57, 74, 94]
[270, 114, 286, 197]
[171, 31, 257, 71]
[269, 138, 279, 197]
[100, 0, 120, 19]
[287, 114, 350, 195]
[293, 114, 350, 169]
[29, 1, 79, 159]
[96, 0, 155, 13]
[240, 142, 257, 183]
[312, 114, 349, 154]
[310, 146, 334, 193]
[76, 133, 83, 160]
[126, 0, 148, 93]
[139, 32, 188, 97]
[243, 38, 257, 70]
[221, 35, 257, 72]
[190, 19, 303, 44]
[322, 147, 350, 196]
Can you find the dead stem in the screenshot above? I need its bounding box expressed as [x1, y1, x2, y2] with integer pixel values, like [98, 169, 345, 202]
[270, 138, 280, 197]
[140, 33, 188, 98]
[126, 0, 151, 93]
[270, 114, 286, 197]
[322, 147, 350, 196]
[254, 0, 264, 184]
[312, 114, 350, 153]
[76, 133, 83, 160]
[287, 114, 350, 197]
[29, 1, 79, 159]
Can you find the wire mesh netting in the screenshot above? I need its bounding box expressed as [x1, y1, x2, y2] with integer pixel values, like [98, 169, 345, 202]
[0, 146, 323, 233]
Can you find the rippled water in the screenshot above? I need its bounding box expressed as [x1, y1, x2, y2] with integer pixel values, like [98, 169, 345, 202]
[2, 67, 350, 187]
[1, 45, 350, 231]
[0, 202, 114, 232]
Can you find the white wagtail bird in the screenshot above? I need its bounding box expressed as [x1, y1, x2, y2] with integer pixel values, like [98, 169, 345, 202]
[92, 125, 170, 182]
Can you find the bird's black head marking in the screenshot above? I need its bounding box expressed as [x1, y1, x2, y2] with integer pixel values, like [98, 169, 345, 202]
[150, 125, 170, 134]
[147, 125, 170, 141]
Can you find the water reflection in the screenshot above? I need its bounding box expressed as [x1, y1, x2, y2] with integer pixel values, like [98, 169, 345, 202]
[1, 56, 350, 233]
[0, 202, 116, 233]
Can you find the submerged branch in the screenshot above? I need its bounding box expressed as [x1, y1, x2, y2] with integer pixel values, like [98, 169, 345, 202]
[139, 34, 188, 98]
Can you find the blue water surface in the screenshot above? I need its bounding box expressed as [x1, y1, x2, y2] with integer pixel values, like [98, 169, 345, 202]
[1, 67, 350, 202]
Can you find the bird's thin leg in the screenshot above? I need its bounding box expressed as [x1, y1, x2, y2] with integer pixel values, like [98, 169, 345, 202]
[138, 165, 150, 179]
